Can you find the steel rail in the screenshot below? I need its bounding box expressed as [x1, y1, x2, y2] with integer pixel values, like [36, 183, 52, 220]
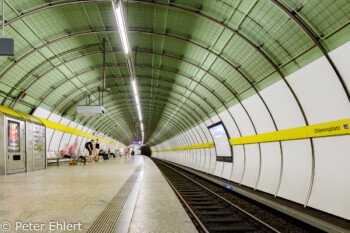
[157, 159, 281, 233]
[158, 164, 209, 233]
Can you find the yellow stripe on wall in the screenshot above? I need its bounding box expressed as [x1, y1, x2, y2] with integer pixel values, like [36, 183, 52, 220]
[153, 119, 350, 152]
[0, 105, 22, 118]
[229, 119, 350, 145]
[37, 118, 121, 147]
[153, 142, 214, 152]
[0, 105, 123, 147]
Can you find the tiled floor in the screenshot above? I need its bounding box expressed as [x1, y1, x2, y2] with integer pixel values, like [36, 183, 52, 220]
[126, 157, 198, 233]
[0, 156, 197, 233]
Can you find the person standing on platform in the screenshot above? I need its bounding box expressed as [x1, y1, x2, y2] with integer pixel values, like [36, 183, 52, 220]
[94, 139, 100, 161]
[131, 150, 135, 156]
[86, 139, 94, 162]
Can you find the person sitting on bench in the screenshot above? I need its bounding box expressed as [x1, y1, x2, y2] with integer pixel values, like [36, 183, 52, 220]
[108, 149, 116, 158]
[98, 149, 109, 160]
[59, 144, 70, 159]
[68, 141, 78, 165]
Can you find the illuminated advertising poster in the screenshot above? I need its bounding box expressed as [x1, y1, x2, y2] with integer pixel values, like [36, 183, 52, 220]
[208, 122, 232, 162]
[8, 121, 20, 152]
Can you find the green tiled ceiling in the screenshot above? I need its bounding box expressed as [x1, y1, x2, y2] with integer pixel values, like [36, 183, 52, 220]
[0, 0, 349, 146]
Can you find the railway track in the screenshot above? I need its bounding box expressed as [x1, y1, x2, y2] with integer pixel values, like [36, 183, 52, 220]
[153, 159, 321, 233]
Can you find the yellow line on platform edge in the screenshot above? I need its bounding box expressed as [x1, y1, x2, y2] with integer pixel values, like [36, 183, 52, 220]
[153, 119, 350, 152]
[0, 105, 123, 148]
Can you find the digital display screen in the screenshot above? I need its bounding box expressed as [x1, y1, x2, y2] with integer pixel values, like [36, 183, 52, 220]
[132, 141, 138, 144]
[8, 121, 20, 152]
[208, 122, 232, 162]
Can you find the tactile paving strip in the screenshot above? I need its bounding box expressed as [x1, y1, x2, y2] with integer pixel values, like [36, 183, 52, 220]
[86, 166, 141, 233]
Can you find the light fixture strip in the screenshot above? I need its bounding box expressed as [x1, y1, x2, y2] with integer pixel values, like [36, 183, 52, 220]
[112, 0, 143, 142]
[112, 1, 130, 54]
[126, 57, 136, 80]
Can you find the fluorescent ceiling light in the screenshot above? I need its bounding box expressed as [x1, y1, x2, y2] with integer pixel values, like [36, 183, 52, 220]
[112, 0, 144, 141]
[112, 1, 130, 54]
[132, 80, 137, 93]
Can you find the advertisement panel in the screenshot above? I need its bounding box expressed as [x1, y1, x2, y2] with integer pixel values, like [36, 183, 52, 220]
[208, 122, 232, 162]
[8, 120, 20, 152]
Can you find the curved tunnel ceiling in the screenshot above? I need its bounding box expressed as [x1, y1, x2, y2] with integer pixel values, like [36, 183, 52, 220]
[0, 0, 349, 146]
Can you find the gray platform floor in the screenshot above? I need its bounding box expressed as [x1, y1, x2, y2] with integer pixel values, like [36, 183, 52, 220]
[0, 155, 197, 233]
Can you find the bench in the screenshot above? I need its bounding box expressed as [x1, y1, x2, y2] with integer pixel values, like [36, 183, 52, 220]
[76, 151, 89, 164]
[46, 150, 98, 165]
[47, 151, 73, 166]
[47, 151, 62, 166]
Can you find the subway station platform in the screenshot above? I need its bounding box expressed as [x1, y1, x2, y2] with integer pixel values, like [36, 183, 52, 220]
[0, 156, 197, 233]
